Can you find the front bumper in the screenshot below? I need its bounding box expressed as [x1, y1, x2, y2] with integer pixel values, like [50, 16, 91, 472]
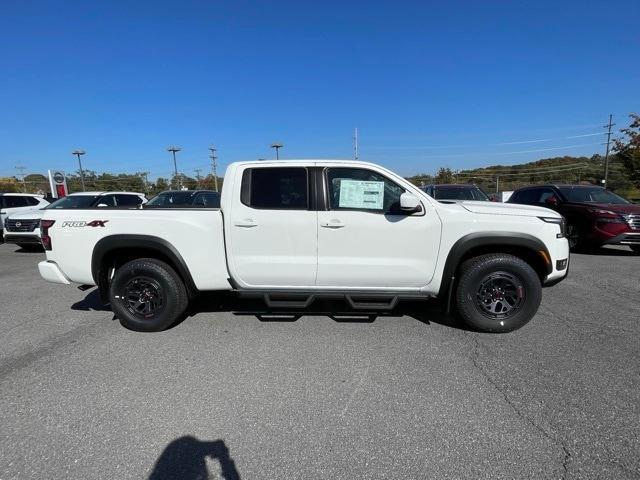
[602, 232, 640, 246]
[38, 260, 71, 285]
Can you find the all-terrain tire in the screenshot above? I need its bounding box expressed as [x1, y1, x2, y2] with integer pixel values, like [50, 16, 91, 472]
[454, 253, 542, 333]
[110, 258, 188, 332]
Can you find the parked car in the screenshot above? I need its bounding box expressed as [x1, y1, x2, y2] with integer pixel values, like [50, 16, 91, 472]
[3, 191, 145, 249]
[145, 190, 220, 208]
[422, 184, 490, 201]
[0, 193, 49, 243]
[38, 160, 568, 334]
[507, 184, 640, 253]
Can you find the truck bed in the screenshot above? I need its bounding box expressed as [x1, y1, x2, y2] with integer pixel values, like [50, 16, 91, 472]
[41, 208, 231, 290]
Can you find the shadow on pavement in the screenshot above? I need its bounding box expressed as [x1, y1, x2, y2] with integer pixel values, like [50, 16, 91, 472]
[148, 436, 240, 480]
[71, 288, 111, 312]
[574, 246, 638, 257]
[71, 288, 469, 331]
[188, 292, 469, 331]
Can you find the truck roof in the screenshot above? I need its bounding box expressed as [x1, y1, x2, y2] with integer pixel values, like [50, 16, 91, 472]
[228, 159, 382, 168]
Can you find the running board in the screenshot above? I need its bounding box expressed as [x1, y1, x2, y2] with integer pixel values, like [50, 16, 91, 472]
[237, 289, 431, 312]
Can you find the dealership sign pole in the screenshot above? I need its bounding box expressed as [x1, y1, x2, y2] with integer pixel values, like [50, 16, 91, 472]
[48, 170, 69, 198]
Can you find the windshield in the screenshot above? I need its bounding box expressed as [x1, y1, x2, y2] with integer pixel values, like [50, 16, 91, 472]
[434, 186, 489, 201]
[146, 191, 198, 207]
[45, 195, 100, 209]
[558, 187, 630, 205]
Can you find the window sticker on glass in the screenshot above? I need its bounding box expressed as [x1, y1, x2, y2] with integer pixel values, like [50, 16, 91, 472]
[338, 179, 385, 210]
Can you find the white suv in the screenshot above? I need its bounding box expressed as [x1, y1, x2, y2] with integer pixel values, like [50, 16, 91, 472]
[4, 191, 146, 249]
[0, 193, 49, 243]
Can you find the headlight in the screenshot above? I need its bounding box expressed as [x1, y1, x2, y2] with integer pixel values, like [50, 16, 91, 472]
[539, 216, 566, 238]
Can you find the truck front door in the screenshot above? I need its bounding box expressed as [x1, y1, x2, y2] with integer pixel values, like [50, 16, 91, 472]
[316, 167, 441, 288]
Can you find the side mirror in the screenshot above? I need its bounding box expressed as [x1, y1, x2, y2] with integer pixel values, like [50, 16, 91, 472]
[545, 196, 559, 207]
[400, 192, 421, 213]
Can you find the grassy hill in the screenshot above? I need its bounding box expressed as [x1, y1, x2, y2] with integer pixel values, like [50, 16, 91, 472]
[407, 154, 639, 200]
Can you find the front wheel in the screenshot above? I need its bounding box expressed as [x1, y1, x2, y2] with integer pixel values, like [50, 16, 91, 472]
[110, 258, 189, 332]
[454, 254, 542, 333]
[631, 245, 640, 255]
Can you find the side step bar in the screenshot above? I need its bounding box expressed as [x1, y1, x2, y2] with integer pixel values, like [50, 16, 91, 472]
[237, 289, 431, 312]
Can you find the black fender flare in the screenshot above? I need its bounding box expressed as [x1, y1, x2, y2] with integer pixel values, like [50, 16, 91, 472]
[91, 234, 198, 296]
[438, 232, 552, 301]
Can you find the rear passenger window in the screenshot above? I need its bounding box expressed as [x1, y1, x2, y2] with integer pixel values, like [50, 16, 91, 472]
[241, 168, 308, 209]
[97, 195, 117, 207]
[4, 196, 29, 208]
[26, 197, 40, 206]
[115, 195, 143, 207]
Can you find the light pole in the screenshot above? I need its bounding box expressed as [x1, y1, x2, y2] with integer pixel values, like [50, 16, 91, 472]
[72, 150, 86, 191]
[270, 142, 283, 160]
[167, 146, 181, 189]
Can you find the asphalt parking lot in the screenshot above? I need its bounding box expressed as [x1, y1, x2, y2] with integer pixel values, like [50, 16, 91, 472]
[0, 243, 638, 479]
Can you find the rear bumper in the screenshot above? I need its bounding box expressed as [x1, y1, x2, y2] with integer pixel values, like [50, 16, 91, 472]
[602, 232, 640, 246]
[4, 233, 41, 245]
[38, 260, 71, 285]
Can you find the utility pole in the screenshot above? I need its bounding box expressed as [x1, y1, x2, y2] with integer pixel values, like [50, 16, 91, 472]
[72, 150, 86, 191]
[15, 165, 27, 192]
[496, 175, 500, 194]
[194, 168, 202, 187]
[209, 146, 219, 192]
[271, 142, 283, 160]
[603, 114, 615, 189]
[167, 146, 181, 190]
[353, 127, 359, 160]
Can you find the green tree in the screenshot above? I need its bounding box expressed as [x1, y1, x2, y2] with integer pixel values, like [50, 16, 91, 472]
[614, 113, 640, 189]
[435, 167, 454, 184]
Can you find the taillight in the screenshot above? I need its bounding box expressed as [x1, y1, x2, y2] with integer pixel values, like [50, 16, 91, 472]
[40, 219, 55, 250]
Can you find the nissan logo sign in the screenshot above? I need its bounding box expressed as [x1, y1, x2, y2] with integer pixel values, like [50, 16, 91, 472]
[53, 172, 65, 184]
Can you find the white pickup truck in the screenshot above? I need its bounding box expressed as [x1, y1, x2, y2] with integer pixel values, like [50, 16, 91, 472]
[37, 160, 569, 333]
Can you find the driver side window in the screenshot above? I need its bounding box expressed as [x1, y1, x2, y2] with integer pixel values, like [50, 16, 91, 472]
[326, 168, 405, 214]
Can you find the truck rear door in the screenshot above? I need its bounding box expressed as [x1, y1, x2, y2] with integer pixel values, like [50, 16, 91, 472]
[227, 165, 317, 288]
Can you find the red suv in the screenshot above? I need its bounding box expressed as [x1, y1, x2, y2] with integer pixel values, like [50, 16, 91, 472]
[507, 184, 640, 253]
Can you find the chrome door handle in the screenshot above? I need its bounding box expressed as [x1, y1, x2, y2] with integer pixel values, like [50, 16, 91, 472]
[234, 219, 258, 228]
[321, 222, 345, 229]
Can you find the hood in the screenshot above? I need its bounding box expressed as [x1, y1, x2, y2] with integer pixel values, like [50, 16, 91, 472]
[569, 202, 640, 214]
[6, 209, 45, 221]
[458, 200, 561, 218]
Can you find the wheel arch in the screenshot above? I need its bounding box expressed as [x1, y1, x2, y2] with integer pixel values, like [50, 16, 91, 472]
[92, 234, 198, 301]
[438, 232, 552, 305]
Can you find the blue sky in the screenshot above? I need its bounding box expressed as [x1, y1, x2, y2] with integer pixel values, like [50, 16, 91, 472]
[0, 0, 638, 179]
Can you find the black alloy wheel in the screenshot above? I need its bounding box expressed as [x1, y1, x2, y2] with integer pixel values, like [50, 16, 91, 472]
[475, 272, 525, 319]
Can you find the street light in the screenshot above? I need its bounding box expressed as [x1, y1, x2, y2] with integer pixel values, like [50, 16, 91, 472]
[270, 143, 283, 160]
[72, 150, 86, 191]
[167, 146, 181, 189]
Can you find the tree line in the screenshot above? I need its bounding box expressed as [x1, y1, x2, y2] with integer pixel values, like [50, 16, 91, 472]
[2, 114, 638, 199]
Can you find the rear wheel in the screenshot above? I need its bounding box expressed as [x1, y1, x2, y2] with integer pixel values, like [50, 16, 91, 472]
[110, 258, 188, 332]
[454, 254, 542, 333]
